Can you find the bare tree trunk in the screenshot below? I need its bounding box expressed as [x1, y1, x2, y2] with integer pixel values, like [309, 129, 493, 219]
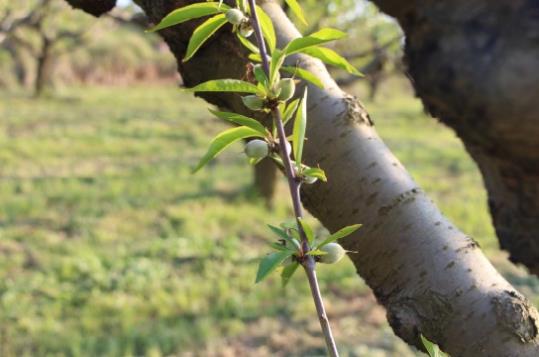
[254, 157, 278, 208]
[371, 0, 539, 275]
[64, 0, 539, 355]
[34, 35, 51, 97]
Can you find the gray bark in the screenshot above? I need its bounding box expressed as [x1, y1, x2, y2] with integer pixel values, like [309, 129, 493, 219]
[64, 0, 539, 355]
[371, 0, 539, 275]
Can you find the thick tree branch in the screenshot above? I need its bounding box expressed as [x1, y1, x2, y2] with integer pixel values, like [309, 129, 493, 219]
[369, 0, 539, 275]
[65, 0, 117, 17]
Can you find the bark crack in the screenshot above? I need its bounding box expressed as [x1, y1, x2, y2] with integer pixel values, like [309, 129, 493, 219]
[377, 187, 422, 217]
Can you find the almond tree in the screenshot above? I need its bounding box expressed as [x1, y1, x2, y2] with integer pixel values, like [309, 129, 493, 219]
[64, 0, 539, 356]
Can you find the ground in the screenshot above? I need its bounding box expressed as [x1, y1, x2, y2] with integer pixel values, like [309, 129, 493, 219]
[0, 79, 538, 356]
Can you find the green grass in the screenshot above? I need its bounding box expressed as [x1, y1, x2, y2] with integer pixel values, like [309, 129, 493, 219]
[0, 82, 537, 356]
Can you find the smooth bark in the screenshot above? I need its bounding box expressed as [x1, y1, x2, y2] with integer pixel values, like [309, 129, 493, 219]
[371, 0, 539, 275]
[65, 0, 539, 355]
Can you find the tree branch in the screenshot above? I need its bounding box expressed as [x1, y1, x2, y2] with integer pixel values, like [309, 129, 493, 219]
[369, 0, 539, 275]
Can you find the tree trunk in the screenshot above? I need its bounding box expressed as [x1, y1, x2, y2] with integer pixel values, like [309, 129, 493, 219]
[34, 35, 52, 97]
[371, 0, 539, 275]
[65, 0, 539, 355]
[254, 157, 278, 208]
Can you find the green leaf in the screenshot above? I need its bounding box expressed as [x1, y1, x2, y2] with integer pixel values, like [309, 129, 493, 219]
[248, 157, 264, 165]
[282, 98, 300, 125]
[284, 0, 307, 26]
[267, 224, 301, 250]
[302, 167, 327, 182]
[148, 2, 229, 32]
[193, 126, 263, 172]
[284, 28, 346, 55]
[184, 14, 228, 62]
[248, 53, 262, 62]
[253, 65, 269, 89]
[270, 242, 292, 252]
[420, 335, 448, 357]
[281, 262, 299, 287]
[301, 46, 362, 76]
[281, 66, 324, 89]
[292, 88, 308, 167]
[237, 33, 259, 53]
[186, 79, 261, 94]
[209, 109, 266, 134]
[317, 224, 362, 248]
[298, 218, 314, 244]
[269, 49, 286, 86]
[256, 251, 293, 283]
[255, 6, 276, 53]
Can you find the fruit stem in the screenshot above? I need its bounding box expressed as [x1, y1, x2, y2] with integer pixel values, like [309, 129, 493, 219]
[246, 1, 339, 355]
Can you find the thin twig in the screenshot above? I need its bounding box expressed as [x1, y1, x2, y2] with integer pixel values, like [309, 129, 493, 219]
[246, 1, 339, 355]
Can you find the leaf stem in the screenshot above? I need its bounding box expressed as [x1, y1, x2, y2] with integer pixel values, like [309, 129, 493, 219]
[246, 1, 339, 355]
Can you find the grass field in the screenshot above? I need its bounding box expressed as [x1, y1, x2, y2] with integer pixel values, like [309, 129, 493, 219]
[0, 80, 538, 356]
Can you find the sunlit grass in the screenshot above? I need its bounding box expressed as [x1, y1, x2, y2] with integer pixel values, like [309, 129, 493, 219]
[0, 82, 536, 356]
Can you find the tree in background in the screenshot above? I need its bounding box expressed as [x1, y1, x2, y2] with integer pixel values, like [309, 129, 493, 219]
[0, 0, 94, 96]
[0, 1, 176, 95]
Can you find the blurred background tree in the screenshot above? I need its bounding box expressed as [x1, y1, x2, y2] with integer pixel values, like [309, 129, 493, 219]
[287, 0, 403, 100]
[0, 0, 176, 96]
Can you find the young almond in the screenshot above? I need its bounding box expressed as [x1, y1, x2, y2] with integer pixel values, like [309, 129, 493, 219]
[319, 243, 346, 264]
[242, 95, 265, 111]
[225, 8, 246, 25]
[239, 22, 254, 37]
[275, 139, 291, 156]
[245, 139, 269, 159]
[303, 175, 318, 184]
[277, 78, 296, 102]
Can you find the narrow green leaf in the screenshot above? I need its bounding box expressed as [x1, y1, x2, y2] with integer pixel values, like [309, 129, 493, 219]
[255, 6, 276, 52]
[184, 14, 227, 62]
[301, 46, 362, 76]
[281, 262, 299, 287]
[267, 224, 301, 250]
[298, 218, 315, 244]
[270, 242, 292, 252]
[148, 2, 229, 32]
[249, 53, 262, 62]
[267, 224, 289, 239]
[187, 79, 261, 94]
[284, 28, 346, 55]
[253, 65, 269, 89]
[284, 0, 307, 26]
[269, 49, 286, 86]
[282, 98, 300, 125]
[281, 66, 324, 89]
[237, 33, 260, 53]
[420, 335, 448, 357]
[248, 157, 264, 165]
[292, 88, 308, 167]
[193, 126, 263, 172]
[302, 167, 327, 182]
[209, 109, 266, 134]
[256, 251, 293, 283]
[317, 224, 362, 248]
